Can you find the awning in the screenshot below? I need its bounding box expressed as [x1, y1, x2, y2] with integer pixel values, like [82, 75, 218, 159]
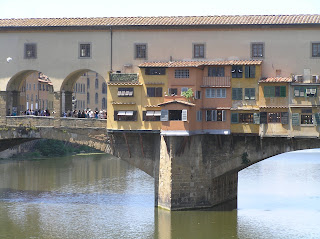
[118, 111, 126, 115]
[154, 111, 161, 116]
[146, 111, 154, 116]
[126, 111, 133, 116]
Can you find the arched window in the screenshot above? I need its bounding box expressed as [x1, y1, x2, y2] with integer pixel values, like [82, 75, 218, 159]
[102, 82, 107, 94]
[102, 97, 106, 109]
[95, 78, 99, 89]
[95, 93, 98, 104]
[87, 92, 90, 104]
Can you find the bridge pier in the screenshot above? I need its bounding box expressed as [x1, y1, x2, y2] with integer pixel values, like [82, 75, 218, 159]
[158, 135, 238, 210]
[0, 91, 7, 125]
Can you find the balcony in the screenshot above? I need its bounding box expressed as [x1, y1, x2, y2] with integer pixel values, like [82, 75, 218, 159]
[109, 73, 138, 82]
[202, 76, 231, 87]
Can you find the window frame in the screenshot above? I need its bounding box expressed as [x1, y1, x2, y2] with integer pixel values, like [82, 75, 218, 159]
[147, 87, 162, 97]
[231, 66, 243, 78]
[208, 67, 225, 77]
[311, 42, 320, 58]
[193, 43, 205, 58]
[251, 42, 264, 58]
[232, 88, 243, 100]
[24, 43, 37, 59]
[244, 88, 255, 100]
[135, 43, 147, 59]
[79, 43, 91, 58]
[175, 69, 190, 78]
[145, 68, 166, 75]
[118, 87, 134, 97]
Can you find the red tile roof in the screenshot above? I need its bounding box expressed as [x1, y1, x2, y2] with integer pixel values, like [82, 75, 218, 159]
[139, 60, 262, 68]
[1, 15, 320, 28]
[259, 77, 292, 83]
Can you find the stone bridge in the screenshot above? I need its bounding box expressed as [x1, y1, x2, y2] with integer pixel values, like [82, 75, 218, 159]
[1, 116, 320, 210]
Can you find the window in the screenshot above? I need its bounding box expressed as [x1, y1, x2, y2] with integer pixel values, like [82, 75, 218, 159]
[239, 113, 254, 123]
[300, 109, 313, 125]
[143, 111, 161, 121]
[87, 93, 90, 104]
[79, 43, 91, 58]
[195, 91, 201, 99]
[87, 78, 90, 89]
[95, 78, 99, 89]
[264, 86, 286, 97]
[268, 112, 281, 123]
[251, 43, 264, 58]
[135, 44, 147, 59]
[206, 110, 226, 122]
[145, 68, 166, 75]
[175, 69, 189, 78]
[114, 110, 137, 121]
[95, 93, 98, 104]
[206, 88, 226, 98]
[208, 67, 225, 77]
[193, 43, 205, 58]
[294, 87, 317, 97]
[312, 43, 320, 57]
[169, 110, 182, 121]
[231, 66, 243, 78]
[244, 88, 255, 100]
[245, 66, 256, 78]
[168, 88, 178, 96]
[102, 98, 106, 109]
[102, 82, 107, 94]
[196, 111, 202, 121]
[147, 87, 162, 97]
[181, 87, 189, 96]
[24, 43, 37, 59]
[232, 88, 243, 100]
[118, 88, 134, 97]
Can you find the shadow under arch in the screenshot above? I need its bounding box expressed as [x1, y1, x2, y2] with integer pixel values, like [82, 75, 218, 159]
[60, 69, 107, 113]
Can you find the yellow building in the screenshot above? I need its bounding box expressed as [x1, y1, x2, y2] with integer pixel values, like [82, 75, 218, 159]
[230, 62, 262, 135]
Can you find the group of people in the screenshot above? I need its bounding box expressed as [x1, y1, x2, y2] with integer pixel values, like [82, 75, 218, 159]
[62, 109, 107, 119]
[7, 109, 52, 116]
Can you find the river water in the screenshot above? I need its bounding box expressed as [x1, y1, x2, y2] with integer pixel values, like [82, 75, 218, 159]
[0, 151, 320, 239]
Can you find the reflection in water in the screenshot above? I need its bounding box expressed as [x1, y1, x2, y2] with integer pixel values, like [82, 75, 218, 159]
[1, 151, 320, 238]
[0, 154, 155, 239]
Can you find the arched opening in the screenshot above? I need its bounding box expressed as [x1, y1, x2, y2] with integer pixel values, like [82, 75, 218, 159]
[61, 70, 107, 117]
[6, 70, 54, 115]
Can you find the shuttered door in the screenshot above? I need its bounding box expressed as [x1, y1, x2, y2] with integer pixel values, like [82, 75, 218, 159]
[281, 112, 289, 124]
[182, 109, 187, 122]
[253, 113, 260, 124]
[260, 112, 268, 124]
[292, 113, 300, 126]
[160, 109, 168, 121]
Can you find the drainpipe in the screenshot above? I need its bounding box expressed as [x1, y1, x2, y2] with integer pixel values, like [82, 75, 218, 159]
[110, 27, 113, 72]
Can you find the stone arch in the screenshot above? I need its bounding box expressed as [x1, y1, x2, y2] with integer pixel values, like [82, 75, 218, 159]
[61, 69, 107, 114]
[6, 70, 54, 115]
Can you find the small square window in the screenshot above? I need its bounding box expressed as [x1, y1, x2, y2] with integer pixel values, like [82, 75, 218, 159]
[312, 43, 320, 57]
[24, 43, 37, 59]
[251, 42, 264, 58]
[79, 43, 91, 58]
[193, 44, 205, 58]
[135, 44, 147, 59]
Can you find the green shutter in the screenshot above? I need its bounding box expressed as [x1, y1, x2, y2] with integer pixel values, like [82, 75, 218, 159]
[245, 66, 249, 78]
[315, 113, 320, 125]
[292, 113, 300, 126]
[281, 112, 289, 124]
[264, 86, 271, 97]
[251, 66, 256, 78]
[260, 112, 268, 124]
[280, 86, 286, 97]
[232, 88, 242, 100]
[244, 88, 250, 99]
[231, 113, 239, 123]
[253, 113, 260, 124]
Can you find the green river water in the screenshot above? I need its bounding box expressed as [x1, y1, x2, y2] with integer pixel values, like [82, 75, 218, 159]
[0, 151, 320, 239]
